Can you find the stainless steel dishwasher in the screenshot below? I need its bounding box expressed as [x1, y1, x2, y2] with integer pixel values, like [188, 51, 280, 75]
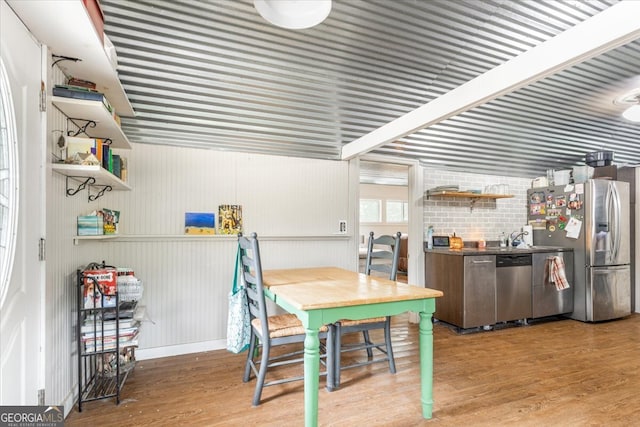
[496, 253, 532, 322]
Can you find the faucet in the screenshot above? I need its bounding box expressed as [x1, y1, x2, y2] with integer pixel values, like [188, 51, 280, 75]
[510, 230, 529, 247]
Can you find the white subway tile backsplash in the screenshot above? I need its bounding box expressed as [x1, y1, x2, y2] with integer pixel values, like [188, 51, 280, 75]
[424, 169, 530, 243]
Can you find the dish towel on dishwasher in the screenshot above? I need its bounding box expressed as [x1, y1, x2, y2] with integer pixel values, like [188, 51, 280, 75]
[548, 256, 570, 291]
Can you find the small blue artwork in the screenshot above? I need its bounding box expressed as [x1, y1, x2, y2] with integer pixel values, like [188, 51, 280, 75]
[185, 212, 216, 235]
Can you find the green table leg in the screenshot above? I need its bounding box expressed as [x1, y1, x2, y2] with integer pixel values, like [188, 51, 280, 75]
[304, 328, 320, 427]
[419, 310, 434, 419]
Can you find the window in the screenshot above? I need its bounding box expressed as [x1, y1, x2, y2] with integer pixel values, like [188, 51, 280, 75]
[359, 199, 381, 223]
[0, 59, 18, 308]
[386, 200, 409, 223]
[360, 199, 408, 223]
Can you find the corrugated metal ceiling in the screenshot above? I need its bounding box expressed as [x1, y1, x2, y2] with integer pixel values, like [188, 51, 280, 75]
[100, 0, 640, 178]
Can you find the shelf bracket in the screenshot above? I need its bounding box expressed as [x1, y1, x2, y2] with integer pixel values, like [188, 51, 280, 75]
[66, 176, 95, 197]
[52, 54, 80, 68]
[67, 118, 97, 138]
[469, 198, 478, 212]
[88, 185, 113, 202]
[66, 118, 113, 145]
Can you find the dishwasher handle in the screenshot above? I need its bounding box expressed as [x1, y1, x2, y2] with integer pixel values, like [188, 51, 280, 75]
[496, 254, 532, 267]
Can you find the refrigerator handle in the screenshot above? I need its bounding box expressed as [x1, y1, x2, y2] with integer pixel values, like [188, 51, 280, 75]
[604, 183, 612, 262]
[610, 182, 621, 261]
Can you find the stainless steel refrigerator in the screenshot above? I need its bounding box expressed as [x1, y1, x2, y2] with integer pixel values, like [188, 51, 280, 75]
[527, 179, 631, 322]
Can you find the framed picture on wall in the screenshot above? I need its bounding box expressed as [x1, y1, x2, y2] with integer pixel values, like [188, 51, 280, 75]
[185, 212, 216, 235]
[218, 205, 243, 235]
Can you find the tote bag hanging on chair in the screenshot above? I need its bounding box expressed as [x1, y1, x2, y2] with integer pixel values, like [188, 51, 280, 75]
[226, 246, 251, 353]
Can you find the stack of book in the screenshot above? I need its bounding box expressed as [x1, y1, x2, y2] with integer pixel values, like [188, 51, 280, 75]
[81, 316, 140, 353]
[53, 84, 113, 114]
[53, 77, 121, 126]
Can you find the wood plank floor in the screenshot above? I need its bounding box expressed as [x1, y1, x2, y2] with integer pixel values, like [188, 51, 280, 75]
[65, 313, 640, 426]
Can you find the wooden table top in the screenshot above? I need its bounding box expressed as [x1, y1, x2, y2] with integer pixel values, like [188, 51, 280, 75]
[263, 267, 442, 311]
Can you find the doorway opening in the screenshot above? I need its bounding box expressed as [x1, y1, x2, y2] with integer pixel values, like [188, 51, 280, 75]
[358, 161, 409, 282]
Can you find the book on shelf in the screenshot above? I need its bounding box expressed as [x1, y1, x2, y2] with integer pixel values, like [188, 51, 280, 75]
[102, 144, 113, 172]
[67, 77, 96, 90]
[81, 317, 139, 333]
[120, 157, 128, 182]
[82, 327, 138, 342]
[112, 154, 121, 179]
[81, 324, 139, 337]
[53, 84, 114, 111]
[90, 139, 104, 165]
[84, 304, 145, 323]
[53, 85, 103, 102]
[84, 337, 139, 353]
[81, 327, 139, 342]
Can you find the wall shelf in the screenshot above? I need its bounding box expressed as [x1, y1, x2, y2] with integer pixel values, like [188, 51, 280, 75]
[74, 235, 120, 245]
[52, 97, 131, 149]
[53, 163, 130, 202]
[426, 191, 514, 200]
[426, 191, 514, 212]
[72, 234, 352, 245]
[52, 163, 131, 190]
[8, 0, 135, 117]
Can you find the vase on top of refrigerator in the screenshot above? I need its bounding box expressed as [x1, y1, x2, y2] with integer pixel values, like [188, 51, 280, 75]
[527, 179, 631, 322]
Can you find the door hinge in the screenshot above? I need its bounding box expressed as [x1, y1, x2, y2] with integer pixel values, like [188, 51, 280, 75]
[39, 238, 46, 261]
[39, 81, 46, 112]
[38, 389, 45, 405]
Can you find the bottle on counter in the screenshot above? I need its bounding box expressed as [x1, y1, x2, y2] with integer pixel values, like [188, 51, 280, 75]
[499, 232, 507, 247]
[426, 226, 434, 249]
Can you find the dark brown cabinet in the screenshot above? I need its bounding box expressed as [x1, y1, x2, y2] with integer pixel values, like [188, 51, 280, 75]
[425, 253, 496, 328]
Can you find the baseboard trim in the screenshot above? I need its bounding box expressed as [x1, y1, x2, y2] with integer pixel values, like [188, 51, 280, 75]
[136, 339, 227, 360]
[62, 388, 77, 418]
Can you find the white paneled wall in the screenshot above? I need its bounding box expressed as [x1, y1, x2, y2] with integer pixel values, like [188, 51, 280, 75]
[45, 137, 356, 409]
[423, 169, 531, 243]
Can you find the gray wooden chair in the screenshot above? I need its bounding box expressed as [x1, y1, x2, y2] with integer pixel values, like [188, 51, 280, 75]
[332, 231, 401, 389]
[238, 232, 331, 405]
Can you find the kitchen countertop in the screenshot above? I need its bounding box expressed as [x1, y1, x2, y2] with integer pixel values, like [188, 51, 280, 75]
[424, 246, 573, 255]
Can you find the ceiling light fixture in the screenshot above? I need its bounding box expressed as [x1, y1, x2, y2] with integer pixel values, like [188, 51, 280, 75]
[254, 0, 331, 30]
[622, 103, 640, 122]
[614, 88, 640, 123]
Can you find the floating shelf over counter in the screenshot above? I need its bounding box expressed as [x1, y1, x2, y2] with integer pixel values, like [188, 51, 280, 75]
[52, 97, 131, 149]
[426, 191, 514, 199]
[426, 191, 514, 212]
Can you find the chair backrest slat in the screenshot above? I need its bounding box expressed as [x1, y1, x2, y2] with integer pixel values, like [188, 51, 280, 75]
[238, 232, 269, 338]
[365, 231, 402, 281]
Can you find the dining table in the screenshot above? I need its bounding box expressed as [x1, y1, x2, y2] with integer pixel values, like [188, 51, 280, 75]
[262, 266, 443, 427]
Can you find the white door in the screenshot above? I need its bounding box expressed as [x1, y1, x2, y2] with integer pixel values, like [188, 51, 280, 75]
[0, 0, 45, 405]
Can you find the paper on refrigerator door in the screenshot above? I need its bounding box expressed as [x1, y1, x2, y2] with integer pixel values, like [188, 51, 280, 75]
[565, 217, 582, 239]
[523, 225, 533, 246]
